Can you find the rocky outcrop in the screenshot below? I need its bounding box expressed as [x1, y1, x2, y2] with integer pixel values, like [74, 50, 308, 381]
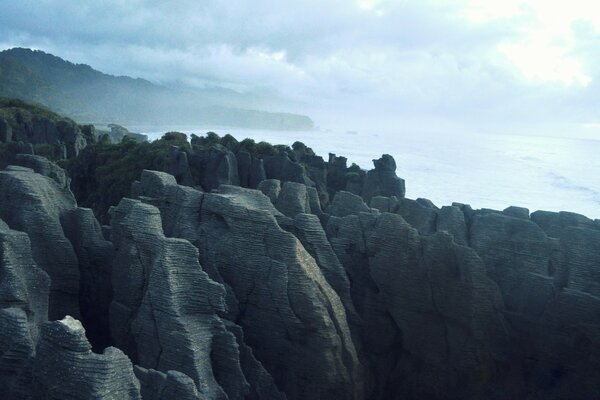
[237, 150, 266, 189]
[197, 185, 362, 399]
[189, 144, 239, 191]
[33, 316, 141, 400]
[0, 220, 50, 399]
[135, 367, 201, 400]
[326, 211, 510, 399]
[0, 166, 79, 319]
[275, 181, 311, 217]
[531, 210, 600, 238]
[14, 154, 70, 189]
[326, 190, 371, 217]
[132, 171, 361, 399]
[163, 146, 194, 186]
[61, 207, 114, 349]
[361, 154, 405, 203]
[109, 198, 249, 399]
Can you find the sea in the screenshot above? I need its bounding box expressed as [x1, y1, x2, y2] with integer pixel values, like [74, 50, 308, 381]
[132, 125, 600, 220]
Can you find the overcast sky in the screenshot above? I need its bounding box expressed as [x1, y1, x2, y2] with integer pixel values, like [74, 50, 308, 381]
[1, 0, 599, 136]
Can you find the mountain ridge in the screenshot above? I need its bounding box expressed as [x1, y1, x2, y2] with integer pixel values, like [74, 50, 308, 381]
[0, 47, 314, 130]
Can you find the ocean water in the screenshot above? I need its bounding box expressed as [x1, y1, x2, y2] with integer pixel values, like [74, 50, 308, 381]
[137, 126, 600, 220]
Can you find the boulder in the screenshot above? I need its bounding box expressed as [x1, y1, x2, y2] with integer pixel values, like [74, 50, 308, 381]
[275, 181, 311, 217]
[33, 316, 141, 400]
[326, 190, 370, 217]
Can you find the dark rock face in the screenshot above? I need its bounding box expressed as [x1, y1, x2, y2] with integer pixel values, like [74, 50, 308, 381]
[237, 150, 266, 189]
[0, 221, 50, 399]
[361, 154, 405, 203]
[198, 186, 361, 400]
[9, 116, 89, 158]
[189, 144, 240, 191]
[0, 166, 79, 319]
[275, 181, 311, 217]
[531, 210, 599, 238]
[326, 190, 371, 217]
[33, 316, 141, 400]
[264, 152, 314, 187]
[109, 198, 249, 399]
[135, 367, 201, 400]
[327, 212, 509, 399]
[61, 207, 114, 350]
[163, 146, 193, 186]
[14, 154, 70, 189]
[3, 131, 600, 400]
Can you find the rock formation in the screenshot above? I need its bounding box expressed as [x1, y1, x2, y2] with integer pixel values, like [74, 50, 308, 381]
[1, 130, 600, 400]
[33, 316, 141, 399]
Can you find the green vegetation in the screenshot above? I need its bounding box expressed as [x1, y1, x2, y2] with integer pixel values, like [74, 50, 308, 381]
[0, 48, 315, 130]
[66, 133, 190, 221]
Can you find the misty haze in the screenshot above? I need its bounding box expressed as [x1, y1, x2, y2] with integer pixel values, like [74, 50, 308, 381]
[1, 1, 600, 400]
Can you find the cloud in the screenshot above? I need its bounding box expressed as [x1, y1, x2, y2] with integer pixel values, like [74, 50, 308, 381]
[1, 0, 599, 133]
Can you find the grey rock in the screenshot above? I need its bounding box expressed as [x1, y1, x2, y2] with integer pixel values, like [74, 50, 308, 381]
[361, 154, 405, 203]
[436, 205, 468, 245]
[189, 144, 239, 191]
[0, 222, 50, 399]
[369, 195, 399, 213]
[0, 166, 79, 319]
[237, 151, 266, 189]
[163, 146, 193, 186]
[531, 210, 599, 238]
[224, 322, 287, 400]
[33, 316, 141, 400]
[503, 206, 530, 220]
[263, 152, 314, 187]
[198, 186, 362, 399]
[326, 190, 370, 217]
[0, 308, 35, 400]
[257, 179, 281, 203]
[61, 207, 114, 349]
[135, 367, 200, 400]
[327, 212, 509, 399]
[394, 197, 438, 235]
[275, 182, 311, 217]
[110, 199, 248, 400]
[14, 154, 70, 189]
[469, 212, 556, 316]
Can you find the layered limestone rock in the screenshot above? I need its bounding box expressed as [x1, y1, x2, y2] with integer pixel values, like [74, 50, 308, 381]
[189, 143, 240, 191]
[361, 154, 405, 203]
[327, 211, 509, 399]
[0, 166, 79, 319]
[33, 316, 141, 399]
[109, 198, 249, 400]
[468, 210, 600, 398]
[0, 220, 50, 399]
[132, 171, 361, 400]
[135, 367, 201, 400]
[326, 190, 371, 217]
[14, 154, 70, 189]
[198, 186, 362, 400]
[61, 207, 114, 349]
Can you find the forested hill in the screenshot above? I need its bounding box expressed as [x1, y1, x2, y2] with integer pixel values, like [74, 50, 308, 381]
[0, 48, 314, 130]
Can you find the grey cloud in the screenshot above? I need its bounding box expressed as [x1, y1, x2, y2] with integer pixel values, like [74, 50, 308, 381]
[0, 0, 599, 132]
